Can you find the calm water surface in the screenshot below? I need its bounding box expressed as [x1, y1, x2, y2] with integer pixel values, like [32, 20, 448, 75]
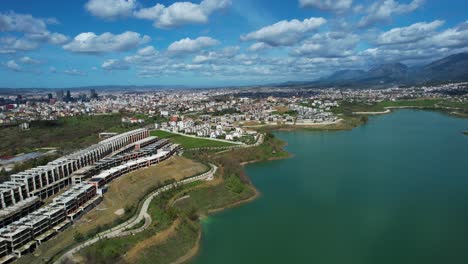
[192, 110, 468, 264]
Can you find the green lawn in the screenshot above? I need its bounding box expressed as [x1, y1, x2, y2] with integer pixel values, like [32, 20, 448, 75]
[151, 130, 236, 149]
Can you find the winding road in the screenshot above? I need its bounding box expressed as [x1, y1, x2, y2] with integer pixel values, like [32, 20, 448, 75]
[55, 164, 218, 264]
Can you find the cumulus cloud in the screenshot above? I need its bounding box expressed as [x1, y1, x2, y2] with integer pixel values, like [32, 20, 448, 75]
[431, 21, 468, 49]
[299, 0, 353, 12]
[0, 12, 68, 52]
[47, 32, 69, 45]
[192, 46, 239, 63]
[85, 0, 137, 19]
[0, 12, 48, 34]
[248, 42, 272, 52]
[64, 69, 87, 76]
[376, 20, 444, 45]
[4, 60, 21, 71]
[134, 0, 231, 28]
[137, 45, 158, 56]
[168, 36, 220, 53]
[63, 31, 150, 54]
[358, 0, 425, 27]
[19, 56, 41, 64]
[10, 38, 40, 51]
[292, 32, 359, 58]
[360, 20, 468, 64]
[102, 59, 130, 70]
[241, 17, 326, 46]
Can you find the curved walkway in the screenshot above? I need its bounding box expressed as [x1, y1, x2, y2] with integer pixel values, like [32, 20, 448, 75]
[55, 164, 218, 264]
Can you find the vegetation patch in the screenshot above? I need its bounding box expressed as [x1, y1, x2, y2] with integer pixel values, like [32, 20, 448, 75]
[0, 114, 139, 156]
[150, 130, 236, 149]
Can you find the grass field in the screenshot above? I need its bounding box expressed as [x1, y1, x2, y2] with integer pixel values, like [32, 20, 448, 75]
[151, 130, 236, 149]
[0, 114, 139, 156]
[17, 156, 207, 264]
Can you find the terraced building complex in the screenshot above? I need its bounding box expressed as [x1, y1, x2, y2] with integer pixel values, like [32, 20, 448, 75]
[0, 129, 184, 263]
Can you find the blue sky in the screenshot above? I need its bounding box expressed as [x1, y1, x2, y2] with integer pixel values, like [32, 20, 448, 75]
[0, 0, 467, 88]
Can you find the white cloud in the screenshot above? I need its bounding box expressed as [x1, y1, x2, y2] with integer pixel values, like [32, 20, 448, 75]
[11, 38, 40, 51]
[137, 45, 158, 56]
[292, 32, 359, 58]
[299, 0, 353, 12]
[102, 59, 130, 70]
[63, 31, 150, 54]
[359, 0, 425, 27]
[47, 33, 69, 45]
[85, 0, 137, 19]
[241, 17, 326, 46]
[0, 12, 68, 52]
[168, 36, 220, 53]
[4, 60, 21, 71]
[64, 69, 87, 76]
[133, 4, 164, 20]
[134, 0, 231, 28]
[19, 56, 41, 64]
[192, 46, 239, 64]
[247, 42, 272, 52]
[376, 20, 444, 45]
[431, 21, 468, 49]
[0, 12, 48, 34]
[359, 21, 468, 64]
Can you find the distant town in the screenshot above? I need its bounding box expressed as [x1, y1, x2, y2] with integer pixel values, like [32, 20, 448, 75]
[1, 82, 467, 138]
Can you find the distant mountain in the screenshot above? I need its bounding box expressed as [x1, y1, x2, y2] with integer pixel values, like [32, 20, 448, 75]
[368, 63, 408, 79]
[419, 53, 468, 82]
[327, 70, 366, 81]
[318, 52, 468, 88]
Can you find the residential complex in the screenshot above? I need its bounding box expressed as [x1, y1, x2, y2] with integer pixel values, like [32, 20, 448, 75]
[0, 128, 181, 263]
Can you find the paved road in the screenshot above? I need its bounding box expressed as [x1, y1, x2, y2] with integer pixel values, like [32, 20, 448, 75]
[55, 164, 218, 264]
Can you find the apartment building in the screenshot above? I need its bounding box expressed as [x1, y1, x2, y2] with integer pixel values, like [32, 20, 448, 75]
[1, 129, 149, 212]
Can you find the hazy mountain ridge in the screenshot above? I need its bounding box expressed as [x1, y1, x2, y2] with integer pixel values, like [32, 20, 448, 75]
[320, 53, 468, 87]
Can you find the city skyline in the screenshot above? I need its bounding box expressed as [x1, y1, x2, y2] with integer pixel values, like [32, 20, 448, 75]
[1, 0, 468, 88]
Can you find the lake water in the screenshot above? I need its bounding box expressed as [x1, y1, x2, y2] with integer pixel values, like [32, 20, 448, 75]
[191, 110, 468, 264]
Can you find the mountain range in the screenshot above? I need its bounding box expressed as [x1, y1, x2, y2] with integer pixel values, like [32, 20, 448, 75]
[316, 52, 468, 88]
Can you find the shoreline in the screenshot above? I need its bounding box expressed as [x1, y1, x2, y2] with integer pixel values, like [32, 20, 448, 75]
[173, 138, 291, 264]
[171, 230, 202, 264]
[353, 109, 391, 115]
[172, 187, 262, 264]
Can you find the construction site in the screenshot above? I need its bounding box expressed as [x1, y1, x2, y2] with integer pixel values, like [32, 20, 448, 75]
[0, 128, 181, 263]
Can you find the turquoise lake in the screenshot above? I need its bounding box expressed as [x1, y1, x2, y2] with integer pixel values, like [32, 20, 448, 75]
[191, 110, 468, 264]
